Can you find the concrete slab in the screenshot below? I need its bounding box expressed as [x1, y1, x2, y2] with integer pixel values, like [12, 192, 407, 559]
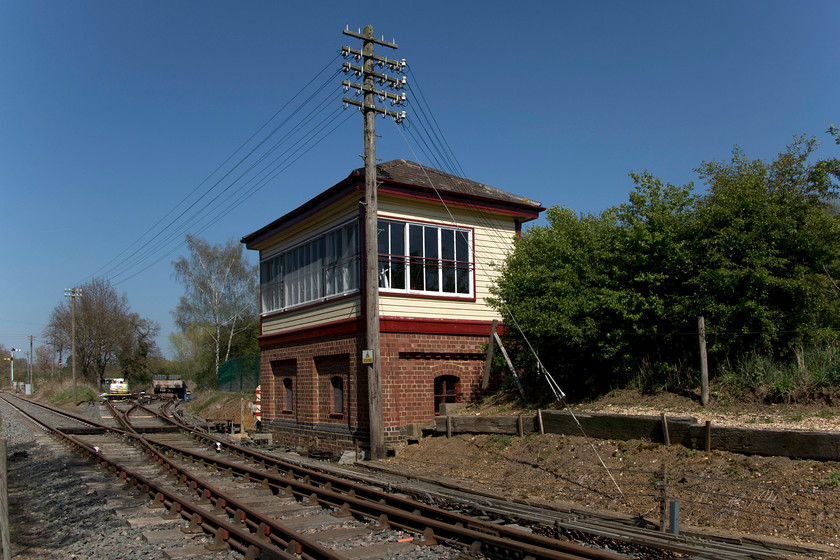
[314, 526, 372, 542]
[163, 544, 222, 559]
[126, 515, 181, 528]
[340, 541, 417, 559]
[112, 506, 154, 517]
[280, 513, 345, 531]
[263, 504, 316, 518]
[142, 529, 202, 544]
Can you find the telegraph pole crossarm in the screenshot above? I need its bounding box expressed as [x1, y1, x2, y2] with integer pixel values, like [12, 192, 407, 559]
[341, 24, 406, 460]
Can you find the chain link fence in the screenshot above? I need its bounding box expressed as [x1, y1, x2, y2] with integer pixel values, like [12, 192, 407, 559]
[217, 354, 260, 393]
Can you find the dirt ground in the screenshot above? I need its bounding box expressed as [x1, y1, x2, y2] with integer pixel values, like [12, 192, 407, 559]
[183, 387, 840, 554]
[385, 389, 840, 555]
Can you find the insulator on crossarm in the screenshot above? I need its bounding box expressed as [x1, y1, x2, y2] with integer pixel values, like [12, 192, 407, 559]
[342, 62, 350, 74]
[341, 46, 349, 58]
[343, 84, 350, 93]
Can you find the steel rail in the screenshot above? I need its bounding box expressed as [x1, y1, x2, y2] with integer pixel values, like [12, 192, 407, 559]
[140, 403, 627, 560]
[0, 395, 348, 560]
[151, 400, 823, 560]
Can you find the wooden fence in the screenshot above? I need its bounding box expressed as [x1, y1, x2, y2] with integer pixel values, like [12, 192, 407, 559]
[433, 410, 840, 461]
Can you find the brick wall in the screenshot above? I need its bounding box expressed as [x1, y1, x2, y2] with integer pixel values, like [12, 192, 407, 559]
[259, 328, 497, 452]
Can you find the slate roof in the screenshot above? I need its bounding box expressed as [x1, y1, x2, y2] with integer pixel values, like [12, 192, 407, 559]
[242, 159, 543, 247]
[357, 159, 542, 209]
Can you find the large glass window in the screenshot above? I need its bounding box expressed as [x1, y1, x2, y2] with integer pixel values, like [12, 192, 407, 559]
[325, 223, 359, 297]
[379, 219, 473, 297]
[259, 220, 359, 314]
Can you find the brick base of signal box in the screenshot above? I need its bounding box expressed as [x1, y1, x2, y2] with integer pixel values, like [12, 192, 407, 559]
[257, 322, 496, 456]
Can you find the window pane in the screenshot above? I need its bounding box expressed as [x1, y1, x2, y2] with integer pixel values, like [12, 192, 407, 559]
[441, 229, 455, 293]
[456, 231, 471, 294]
[390, 222, 405, 289]
[409, 224, 424, 290]
[375, 220, 471, 297]
[332, 377, 343, 414]
[424, 226, 439, 292]
[378, 221, 390, 288]
[283, 378, 293, 411]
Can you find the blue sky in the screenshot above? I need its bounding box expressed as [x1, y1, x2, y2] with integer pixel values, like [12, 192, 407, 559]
[1, 1, 837, 359]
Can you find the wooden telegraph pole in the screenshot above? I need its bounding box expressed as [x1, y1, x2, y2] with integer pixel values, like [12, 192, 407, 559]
[64, 288, 81, 405]
[341, 26, 406, 459]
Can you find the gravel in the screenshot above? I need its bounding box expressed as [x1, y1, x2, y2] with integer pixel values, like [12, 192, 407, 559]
[0, 400, 239, 560]
[0, 401, 470, 560]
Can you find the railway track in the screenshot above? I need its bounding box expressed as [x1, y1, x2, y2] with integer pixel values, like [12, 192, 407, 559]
[1, 394, 629, 560]
[1, 394, 826, 559]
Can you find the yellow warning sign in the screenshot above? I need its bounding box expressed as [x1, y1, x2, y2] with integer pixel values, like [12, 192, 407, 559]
[362, 350, 373, 364]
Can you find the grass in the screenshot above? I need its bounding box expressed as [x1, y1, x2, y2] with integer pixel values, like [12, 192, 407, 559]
[818, 471, 840, 488]
[52, 385, 99, 406]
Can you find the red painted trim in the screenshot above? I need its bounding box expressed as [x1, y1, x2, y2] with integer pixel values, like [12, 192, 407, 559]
[380, 317, 497, 336]
[259, 315, 502, 346]
[378, 182, 543, 220]
[259, 317, 364, 348]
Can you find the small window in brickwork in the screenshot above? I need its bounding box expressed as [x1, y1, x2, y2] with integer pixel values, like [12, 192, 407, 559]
[434, 375, 459, 414]
[282, 378, 294, 412]
[271, 359, 296, 416]
[315, 354, 349, 420]
[331, 376, 344, 415]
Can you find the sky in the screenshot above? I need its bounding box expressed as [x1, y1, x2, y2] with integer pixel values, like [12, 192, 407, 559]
[1, 1, 838, 361]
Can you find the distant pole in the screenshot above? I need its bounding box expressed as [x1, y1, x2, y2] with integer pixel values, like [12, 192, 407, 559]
[341, 25, 406, 460]
[28, 335, 34, 391]
[65, 288, 81, 405]
[0, 439, 9, 560]
[698, 316, 709, 406]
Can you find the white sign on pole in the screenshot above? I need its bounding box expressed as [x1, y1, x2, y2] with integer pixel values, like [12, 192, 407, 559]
[362, 350, 373, 364]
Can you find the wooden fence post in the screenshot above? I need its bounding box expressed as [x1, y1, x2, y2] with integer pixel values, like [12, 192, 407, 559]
[698, 316, 709, 406]
[481, 319, 499, 389]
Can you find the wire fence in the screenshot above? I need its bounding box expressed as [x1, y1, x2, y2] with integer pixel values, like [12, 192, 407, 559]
[217, 354, 260, 393]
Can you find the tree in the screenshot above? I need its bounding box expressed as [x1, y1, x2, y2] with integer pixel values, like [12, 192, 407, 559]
[491, 134, 840, 397]
[691, 137, 840, 359]
[45, 278, 160, 385]
[173, 234, 258, 377]
[489, 206, 623, 393]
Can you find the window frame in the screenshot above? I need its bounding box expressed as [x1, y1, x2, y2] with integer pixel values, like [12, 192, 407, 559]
[434, 375, 460, 414]
[378, 218, 474, 298]
[259, 219, 360, 315]
[281, 377, 294, 413]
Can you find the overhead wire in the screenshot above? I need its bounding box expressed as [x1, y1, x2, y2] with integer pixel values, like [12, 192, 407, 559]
[111, 81, 344, 280]
[112, 88, 353, 287]
[392, 67, 633, 510]
[86, 55, 342, 286]
[95, 55, 350, 287]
